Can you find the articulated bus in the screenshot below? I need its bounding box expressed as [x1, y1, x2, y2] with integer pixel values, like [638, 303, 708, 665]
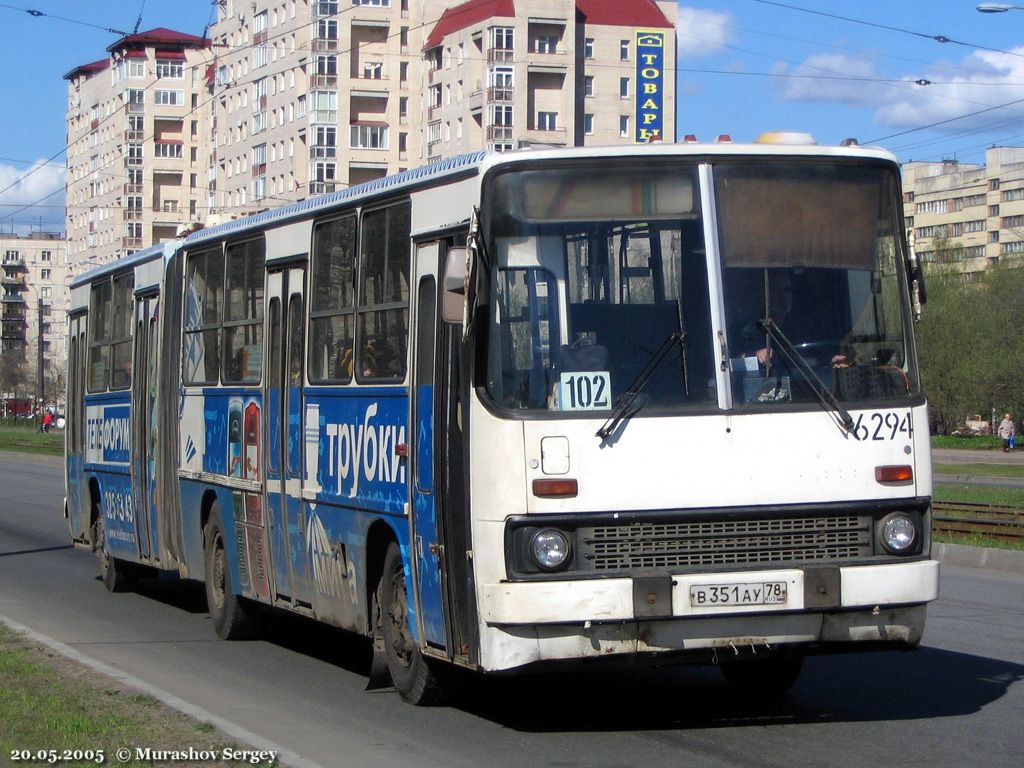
[65, 137, 938, 704]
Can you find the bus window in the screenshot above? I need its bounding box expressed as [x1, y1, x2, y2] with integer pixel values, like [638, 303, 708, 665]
[309, 216, 356, 382]
[357, 202, 410, 382]
[223, 238, 265, 384]
[183, 247, 224, 385]
[87, 279, 112, 392]
[110, 273, 134, 390]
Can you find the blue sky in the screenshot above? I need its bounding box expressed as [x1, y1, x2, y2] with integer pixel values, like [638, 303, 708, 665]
[3, 1, 1024, 233]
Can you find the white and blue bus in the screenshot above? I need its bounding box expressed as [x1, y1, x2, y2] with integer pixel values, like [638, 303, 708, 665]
[65, 137, 938, 704]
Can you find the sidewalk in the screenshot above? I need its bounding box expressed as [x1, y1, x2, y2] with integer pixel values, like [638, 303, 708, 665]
[932, 446, 1024, 465]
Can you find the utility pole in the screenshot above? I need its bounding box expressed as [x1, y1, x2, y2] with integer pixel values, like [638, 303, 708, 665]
[37, 297, 44, 414]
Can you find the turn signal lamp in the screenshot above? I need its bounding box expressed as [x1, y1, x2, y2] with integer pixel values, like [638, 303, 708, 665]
[532, 478, 578, 498]
[875, 465, 913, 484]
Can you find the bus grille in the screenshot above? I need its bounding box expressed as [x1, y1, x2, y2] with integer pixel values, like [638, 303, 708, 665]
[579, 514, 872, 571]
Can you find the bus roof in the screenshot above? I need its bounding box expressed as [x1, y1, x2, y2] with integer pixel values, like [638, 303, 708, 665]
[181, 140, 898, 249]
[70, 240, 179, 290]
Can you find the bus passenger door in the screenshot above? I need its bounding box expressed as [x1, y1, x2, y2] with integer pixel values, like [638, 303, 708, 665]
[66, 315, 89, 543]
[411, 250, 448, 651]
[130, 294, 159, 562]
[265, 266, 311, 607]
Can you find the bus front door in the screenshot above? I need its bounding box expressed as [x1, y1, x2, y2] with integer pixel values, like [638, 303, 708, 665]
[411, 251, 448, 652]
[265, 266, 312, 608]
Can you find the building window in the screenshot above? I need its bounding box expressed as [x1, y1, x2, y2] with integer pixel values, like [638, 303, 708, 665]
[363, 61, 384, 79]
[353, 0, 391, 6]
[620, 115, 629, 137]
[584, 38, 594, 59]
[584, 114, 594, 135]
[154, 142, 184, 158]
[584, 75, 594, 97]
[537, 111, 557, 131]
[620, 78, 629, 98]
[41, 250, 51, 262]
[492, 27, 513, 52]
[620, 40, 630, 61]
[350, 123, 388, 149]
[154, 90, 184, 106]
[533, 35, 558, 54]
[1002, 188, 1024, 202]
[155, 59, 183, 79]
[990, 179, 1000, 190]
[41, 269, 51, 280]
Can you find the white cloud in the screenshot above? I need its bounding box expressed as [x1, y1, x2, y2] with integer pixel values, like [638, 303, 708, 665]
[777, 53, 882, 106]
[874, 48, 1024, 129]
[677, 7, 733, 59]
[0, 160, 65, 233]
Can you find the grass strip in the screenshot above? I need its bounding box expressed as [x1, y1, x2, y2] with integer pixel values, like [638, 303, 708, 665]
[0, 625, 275, 767]
[933, 463, 1024, 479]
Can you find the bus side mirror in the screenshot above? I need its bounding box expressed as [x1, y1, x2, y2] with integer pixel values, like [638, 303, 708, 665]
[442, 246, 469, 324]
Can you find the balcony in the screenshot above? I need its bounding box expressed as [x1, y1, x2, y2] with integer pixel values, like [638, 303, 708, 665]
[127, 101, 145, 114]
[310, 145, 337, 159]
[312, 1, 337, 19]
[312, 38, 339, 53]
[486, 125, 513, 141]
[121, 237, 143, 249]
[309, 181, 337, 195]
[123, 209, 143, 221]
[311, 109, 338, 124]
[124, 129, 144, 142]
[1, 274, 26, 286]
[124, 183, 143, 195]
[251, 163, 267, 178]
[1, 256, 25, 268]
[487, 86, 514, 102]
[488, 48, 514, 64]
[310, 74, 338, 89]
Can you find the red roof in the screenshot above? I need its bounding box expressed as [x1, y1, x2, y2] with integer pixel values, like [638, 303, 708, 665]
[424, 0, 672, 50]
[106, 27, 210, 53]
[62, 58, 110, 82]
[576, 0, 672, 28]
[424, 0, 516, 50]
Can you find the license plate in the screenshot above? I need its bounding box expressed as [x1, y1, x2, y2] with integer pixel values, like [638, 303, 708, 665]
[689, 581, 788, 607]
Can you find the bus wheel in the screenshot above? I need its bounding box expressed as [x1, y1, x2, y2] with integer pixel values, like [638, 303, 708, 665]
[203, 506, 254, 640]
[379, 541, 447, 705]
[720, 656, 804, 697]
[93, 514, 135, 593]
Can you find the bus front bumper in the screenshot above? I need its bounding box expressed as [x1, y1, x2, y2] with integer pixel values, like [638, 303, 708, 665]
[474, 560, 938, 670]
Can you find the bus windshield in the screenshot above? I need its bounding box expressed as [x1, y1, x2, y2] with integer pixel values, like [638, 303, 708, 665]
[483, 161, 715, 413]
[715, 161, 919, 408]
[481, 158, 918, 414]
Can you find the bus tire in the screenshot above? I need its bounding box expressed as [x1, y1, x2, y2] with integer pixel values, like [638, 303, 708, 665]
[203, 506, 255, 640]
[379, 541, 448, 705]
[94, 514, 136, 593]
[720, 655, 804, 697]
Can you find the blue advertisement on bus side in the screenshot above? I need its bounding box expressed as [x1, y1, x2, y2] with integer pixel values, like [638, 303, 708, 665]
[304, 389, 408, 515]
[86, 403, 131, 465]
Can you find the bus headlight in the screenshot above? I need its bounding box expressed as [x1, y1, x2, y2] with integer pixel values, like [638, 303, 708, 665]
[881, 513, 917, 553]
[530, 529, 572, 571]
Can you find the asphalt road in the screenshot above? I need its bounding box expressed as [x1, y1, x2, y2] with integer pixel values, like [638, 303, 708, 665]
[1, 453, 1022, 768]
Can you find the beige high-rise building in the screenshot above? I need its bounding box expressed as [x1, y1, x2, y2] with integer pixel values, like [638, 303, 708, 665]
[0, 233, 70, 407]
[206, 0, 677, 214]
[64, 29, 211, 275]
[63, 3, 677, 246]
[903, 146, 1024, 279]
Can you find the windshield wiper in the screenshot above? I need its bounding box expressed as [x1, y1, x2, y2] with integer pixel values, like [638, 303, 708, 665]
[597, 331, 684, 442]
[755, 319, 854, 433]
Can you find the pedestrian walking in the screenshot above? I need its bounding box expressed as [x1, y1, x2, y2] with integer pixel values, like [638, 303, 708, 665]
[997, 412, 1016, 452]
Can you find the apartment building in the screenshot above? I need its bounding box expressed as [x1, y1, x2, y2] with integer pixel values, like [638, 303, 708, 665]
[0, 233, 70, 403]
[206, 0, 677, 213]
[903, 147, 1024, 278]
[64, 28, 211, 274]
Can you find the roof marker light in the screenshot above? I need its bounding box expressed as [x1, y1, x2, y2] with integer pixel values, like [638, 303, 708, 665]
[716, 134, 732, 143]
[755, 131, 817, 146]
[841, 137, 860, 147]
[681, 134, 698, 143]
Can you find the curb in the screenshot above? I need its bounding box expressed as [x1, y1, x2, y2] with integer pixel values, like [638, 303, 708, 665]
[933, 542, 1024, 574]
[0, 615, 323, 768]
